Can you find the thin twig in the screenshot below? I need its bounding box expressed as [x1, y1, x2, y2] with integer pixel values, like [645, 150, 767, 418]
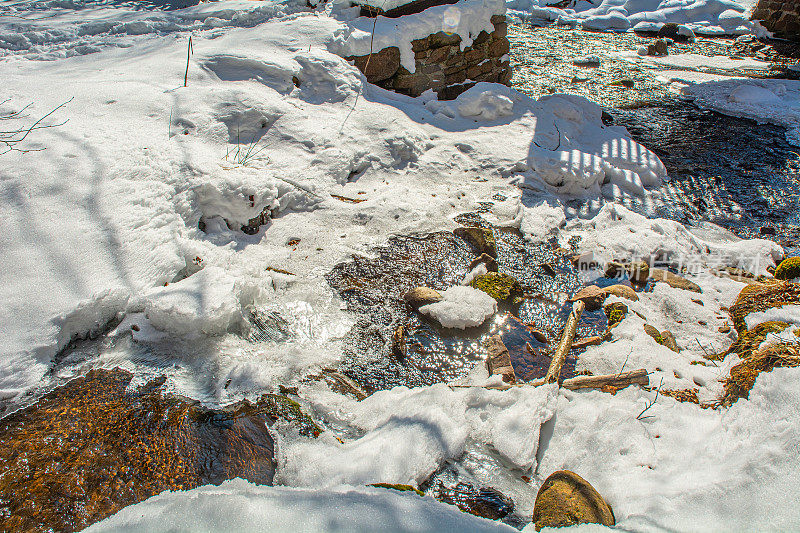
[636, 376, 663, 420]
[184, 35, 194, 88]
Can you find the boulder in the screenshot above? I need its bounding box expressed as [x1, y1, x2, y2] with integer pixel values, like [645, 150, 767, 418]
[347, 46, 401, 83]
[454, 226, 497, 258]
[403, 286, 442, 308]
[660, 330, 680, 352]
[650, 268, 701, 293]
[532, 470, 615, 530]
[604, 302, 628, 328]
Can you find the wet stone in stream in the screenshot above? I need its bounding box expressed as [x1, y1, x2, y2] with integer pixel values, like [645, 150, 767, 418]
[0, 368, 315, 533]
[326, 219, 610, 393]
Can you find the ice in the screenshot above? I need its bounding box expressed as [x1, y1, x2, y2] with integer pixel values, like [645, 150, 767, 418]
[85, 478, 519, 533]
[278, 383, 557, 487]
[419, 285, 497, 329]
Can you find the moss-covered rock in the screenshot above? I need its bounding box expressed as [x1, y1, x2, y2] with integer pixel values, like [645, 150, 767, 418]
[532, 470, 615, 531]
[721, 320, 789, 362]
[729, 281, 800, 333]
[369, 483, 424, 496]
[774, 257, 800, 280]
[604, 302, 628, 329]
[643, 324, 664, 345]
[722, 342, 800, 406]
[256, 394, 322, 437]
[626, 261, 650, 285]
[469, 272, 524, 304]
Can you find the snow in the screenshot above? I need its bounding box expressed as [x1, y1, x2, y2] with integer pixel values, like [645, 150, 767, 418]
[507, 0, 758, 36]
[85, 478, 519, 533]
[678, 78, 800, 146]
[745, 305, 800, 331]
[419, 285, 497, 328]
[330, 0, 506, 72]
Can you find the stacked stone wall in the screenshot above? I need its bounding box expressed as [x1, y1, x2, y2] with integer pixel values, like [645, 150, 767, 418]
[347, 14, 511, 100]
[752, 0, 800, 40]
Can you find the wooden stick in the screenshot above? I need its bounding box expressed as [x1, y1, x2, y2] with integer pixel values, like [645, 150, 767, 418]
[544, 300, 585, 384]
[562, 369, 649, 390]
[449, 369, 648, 392]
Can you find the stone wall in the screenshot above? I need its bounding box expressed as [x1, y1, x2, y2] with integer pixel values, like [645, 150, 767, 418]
[347, 14, 511, 100]
[752, 0, 800, 40]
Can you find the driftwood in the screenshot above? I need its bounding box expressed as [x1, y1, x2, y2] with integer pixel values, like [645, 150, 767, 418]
[544, 300, 585, 384]
[562, 369, 649, 390]
[323, 370, 368, 401]
[450, 369, 649, 392]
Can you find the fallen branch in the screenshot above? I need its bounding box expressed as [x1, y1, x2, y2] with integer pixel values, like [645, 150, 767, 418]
[544, 300, 584, 384]
[562, 369, 649, 391]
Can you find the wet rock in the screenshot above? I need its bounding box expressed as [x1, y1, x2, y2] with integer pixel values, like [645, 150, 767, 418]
[626, 261, 650, 285]
[403, 286, 443, 308]
[469, 272, 524, 304]
[774, 257, 800, 280]
[541, 262, 557, 276]
[0, 368, 296, 533]
[650, 268, 702, 293]
[569, 284, 606, 311]
[532, 470, 615, 530]
[391, 324, 407, 359]
[604, 302, 628, 328]
[454, 226, 497, 258]
[658, 22, 693, 42]
[469, 252, 499, 272]
[435, 482, 515, 520]
[604, 284, 639, 302]
[485, 335, 517, 384]
[608, 78, 634, 88]
[604, 261, 625, 279]
[572, 336, 604, 349]
[531, 329, 549, 344]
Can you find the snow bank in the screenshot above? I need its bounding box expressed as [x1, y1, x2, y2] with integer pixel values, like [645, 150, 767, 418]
[745, 305, 800, 330]
[538, 368, 800, 531]
[278, 383, 557, 488]
[330, 0, 505, 72]
[508, 0, 758, 36]
[85, 478, 518, 533]
[419, 285, 497, 328]
[678, 78, 800, 146]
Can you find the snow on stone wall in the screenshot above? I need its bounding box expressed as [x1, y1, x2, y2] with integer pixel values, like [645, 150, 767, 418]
[752, 0, 800, 40]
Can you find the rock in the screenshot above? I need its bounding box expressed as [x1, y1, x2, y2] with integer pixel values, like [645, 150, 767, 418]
[572, 336, 604, 349]
[485, 335, 517, 384]
[774, 257, 800, 280]
[532, 470, 615, 530]
[403, 286, 442, 308]
[573, 55, 600, 66]
[604, 284, 639, 302]
[657, 22, 694, 42]
[454, 226, 497, 258]
[692, 298, 703, 306]
[391, 324, 406, 359]
[470, 272, 524, 304]
[604, 261, 625, 278]
[653, 38, 668, 55]
[531, 329, 548, 344]
[626, 261, 650, 285]
[760, 226, 776, 235]
[660, 330, 679, 352]
[604, 302, 628, 328]
[719, 325, 731, 333]
[650, 268, 702, 293]
[435, 482, 514, 520]
[469, 252, 498, 272]
[643, 323, 664, 345]
[541, 263, 557, 276]
[347, 46, 401, 83]
[569, 284, 607, 311]
[608, 78, 634, 88]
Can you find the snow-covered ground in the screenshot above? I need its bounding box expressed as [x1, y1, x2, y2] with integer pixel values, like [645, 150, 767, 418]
[507, 0, 761, 36]
[2, 0, 800, 530]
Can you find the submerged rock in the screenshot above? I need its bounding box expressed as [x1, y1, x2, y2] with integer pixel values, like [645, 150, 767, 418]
[435, 482, 515, 520]
[454, 226, 497, 258]
[469, 272, 524, 304]
[532, 470, 615, 530]
[0, 368, 305, 532]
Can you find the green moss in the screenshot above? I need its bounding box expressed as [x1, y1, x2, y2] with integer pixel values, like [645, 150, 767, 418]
[257, 394, 322, 437]
[721, 321, 790, 362]
[775, 257, 800, 280]
[469, 272, 524, 304]
[729, 281, 800, 333]
[603, 302, 628, 329]
[369, 483, 424, 496]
